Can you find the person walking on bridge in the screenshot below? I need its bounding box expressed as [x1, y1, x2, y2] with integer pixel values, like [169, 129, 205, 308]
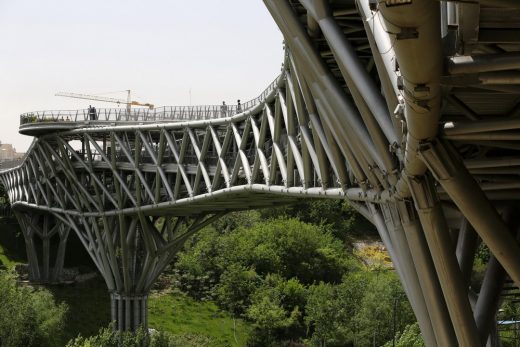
[220, 101, 228, 117]
[88, 105, 98, 120]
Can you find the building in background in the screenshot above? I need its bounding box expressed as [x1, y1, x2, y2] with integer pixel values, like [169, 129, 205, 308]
[0, 143, 24, 162]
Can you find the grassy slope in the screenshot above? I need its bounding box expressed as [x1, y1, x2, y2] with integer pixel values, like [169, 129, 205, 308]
[48, 278, 251, 346]
[0, 243, 15, 268]
[149, 291, 251, 347]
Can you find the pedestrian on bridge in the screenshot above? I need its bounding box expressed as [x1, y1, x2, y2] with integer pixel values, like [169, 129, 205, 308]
[88, 105, 98, 120]
[220, 101, 228, 117]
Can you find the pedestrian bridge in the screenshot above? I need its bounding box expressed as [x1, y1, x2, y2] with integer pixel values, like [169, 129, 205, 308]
[1, 1, 520, 346]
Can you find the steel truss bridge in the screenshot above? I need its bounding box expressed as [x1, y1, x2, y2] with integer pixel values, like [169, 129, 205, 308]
[1, 0, 520, 345]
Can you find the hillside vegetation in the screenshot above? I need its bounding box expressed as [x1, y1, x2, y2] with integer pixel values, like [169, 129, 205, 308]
[0, 200, 429, 346]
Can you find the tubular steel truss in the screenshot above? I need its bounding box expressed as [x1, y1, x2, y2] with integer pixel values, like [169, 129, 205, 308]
[1, 0, 520, 344]
[13, 211, 70, 283]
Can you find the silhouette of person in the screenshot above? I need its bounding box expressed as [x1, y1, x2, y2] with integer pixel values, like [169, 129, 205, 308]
[220, 101, 228, 117]
[88, 105, 98, 120]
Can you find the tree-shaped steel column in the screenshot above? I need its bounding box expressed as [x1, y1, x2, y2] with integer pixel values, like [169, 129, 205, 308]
[13, 210, 70, 283]
[63, 212, 225, 331]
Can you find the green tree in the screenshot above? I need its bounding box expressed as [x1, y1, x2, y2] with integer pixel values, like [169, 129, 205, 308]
[211, 210, 261, 233]
[352, 271, 415, 347]
[305, 273, 368, 347]
[0, 183, 7, 204]
[260, 199, 375, 240]
[382, 323, 425, 347]
[305, 271, 415, 347]
[215, 264, 262, 315]
[172, 214, 415, 346]
[0, 270, 67, 347]
[66, 325, 148, 347]
[174, 227, 223, 299]
[218, 218, 356, 284]
[175, 218, 356, 300]
[246, 274, 306, 344]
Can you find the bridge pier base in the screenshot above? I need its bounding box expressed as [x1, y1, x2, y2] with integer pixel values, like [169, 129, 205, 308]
[110, 292, 148, 331]
[14, 210, 70, 283]
[65, 212, 225, 332]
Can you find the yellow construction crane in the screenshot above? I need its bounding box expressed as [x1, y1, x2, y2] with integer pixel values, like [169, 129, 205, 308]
[55, 90, 154, 114]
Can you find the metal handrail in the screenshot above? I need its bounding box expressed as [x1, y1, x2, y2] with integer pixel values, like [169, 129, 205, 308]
[20, 75, 280, 126]
[0, 159, 24, 170]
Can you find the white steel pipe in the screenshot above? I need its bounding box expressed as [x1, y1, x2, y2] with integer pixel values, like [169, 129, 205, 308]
[448, 52, 520, 74]
[370, 204, 438, 346]
[397, 202, 458, 346]
[300, 0, 398, 145]
[378, 0, 443, 177]
[409, 175, 481, 347]
[380, 203, 439, 347]
[444, 118, 520, 136]
[419, 140, 520, 291]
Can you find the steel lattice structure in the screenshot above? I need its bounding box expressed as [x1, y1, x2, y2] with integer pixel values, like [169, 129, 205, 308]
[1, 0, 520, 345]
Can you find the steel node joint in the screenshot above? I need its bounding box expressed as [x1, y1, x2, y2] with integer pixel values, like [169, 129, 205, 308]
[407, 175, 438, 211]
[417, 140, 458, 182]
[402, 88, 437, 113]
[381, 203, 401, 230]
[396, 27, 419, 40]
[395, 200, 417, 225]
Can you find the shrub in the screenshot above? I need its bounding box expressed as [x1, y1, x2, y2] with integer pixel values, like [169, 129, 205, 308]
[66, 326, 148, 347]
[246, 274, 307, 344]
[382, 323, 425, 347]
[174, 227, 224, 299]
[175, 218, 357, 303]
[305, 271, 415, 347]
[0, 270, 67, 347]
[215, 264, 262, 315]
[66, 325, 228, 347]
[305, 279, 363, 346]
[260, 200, 375, 240]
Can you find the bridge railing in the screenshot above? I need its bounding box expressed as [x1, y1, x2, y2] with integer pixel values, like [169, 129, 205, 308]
[0, 159, 24, 170]
[20, 76, 280, 126]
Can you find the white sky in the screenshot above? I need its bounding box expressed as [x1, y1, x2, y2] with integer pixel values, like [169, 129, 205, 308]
[0, 0, 284, 151]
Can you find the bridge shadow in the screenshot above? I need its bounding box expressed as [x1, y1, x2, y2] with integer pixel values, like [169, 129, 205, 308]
[47, 277, 111, 343]
[0, 216, 27, 268]
[40, 230, 110, 343]
[0, 216, 110, 343]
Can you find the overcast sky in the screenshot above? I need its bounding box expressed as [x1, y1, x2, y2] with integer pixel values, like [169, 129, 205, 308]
[0, 0, 284, 151]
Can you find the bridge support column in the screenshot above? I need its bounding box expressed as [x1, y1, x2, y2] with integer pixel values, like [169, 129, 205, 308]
[66, 212, 225, 332]
[419, 140, 520, 288]
[397, 201, 458, 346]
[370, 203, 438, 347]
[14, 210, 70, 283]
[110, 292, 148, 331]
[409, 175, 481, 347]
